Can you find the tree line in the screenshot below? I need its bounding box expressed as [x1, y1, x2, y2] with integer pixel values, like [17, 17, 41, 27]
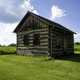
[0, 43, 16, 47]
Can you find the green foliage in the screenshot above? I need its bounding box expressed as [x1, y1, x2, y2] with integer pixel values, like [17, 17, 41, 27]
[0, 44, 2, 47]
[74, 43, 80, 54]
[0, 47, 16, 55]
[75, 42, 80, 45]
[8, 43, 16, 47]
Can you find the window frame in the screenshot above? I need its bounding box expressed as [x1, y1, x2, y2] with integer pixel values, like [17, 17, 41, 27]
[23, 34, 29, 46]
[33, 33, 40, 46]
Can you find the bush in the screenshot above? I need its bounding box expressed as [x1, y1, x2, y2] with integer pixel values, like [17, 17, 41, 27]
[8, 43, 16, 47]
[75, 42, 80, 45]
[0, 47, 16, 55]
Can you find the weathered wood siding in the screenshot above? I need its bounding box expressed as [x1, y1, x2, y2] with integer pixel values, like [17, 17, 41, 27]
[49, 25, 74, 56]
[64, 32, 74, 54]
[16, 13, 74, 56]
[50, 26, 64, 56]
[17, 15, 49, 55]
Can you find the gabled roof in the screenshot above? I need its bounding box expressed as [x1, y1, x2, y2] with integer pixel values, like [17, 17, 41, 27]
[14, 11, 75, 33]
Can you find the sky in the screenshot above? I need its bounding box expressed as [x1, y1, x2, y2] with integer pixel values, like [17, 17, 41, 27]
[0, 0, 80, 45]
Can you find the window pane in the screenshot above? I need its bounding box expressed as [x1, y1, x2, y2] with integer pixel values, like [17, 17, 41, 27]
[33, 34, 40, 46]
[23, 34, 29, 46]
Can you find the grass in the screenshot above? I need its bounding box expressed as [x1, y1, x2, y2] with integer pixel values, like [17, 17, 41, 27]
[0, 55, 80, 80]
[0, 45, 80, 80]
[0, 46, 16, 55]
[74, 44, 80, 54]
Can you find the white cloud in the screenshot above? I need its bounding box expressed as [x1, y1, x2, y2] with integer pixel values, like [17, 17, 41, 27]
[0, 0, 39, 45]
[21, 0, 39, 15]
[0, 0, 39, 23]
[74, 33, 80, 42]
[51, 5, 65, 19]
[0, 33, 16, 45]
[0, 22, 18, 33]
[0, 22, 18, 45]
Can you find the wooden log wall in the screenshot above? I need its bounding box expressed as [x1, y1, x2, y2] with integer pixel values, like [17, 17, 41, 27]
[17, 15, 49, 55]
[50, 26, 74, 56]
[49, 26, 65, 56]
[64, 32, 74, 54]
[16, 13, 74, 56]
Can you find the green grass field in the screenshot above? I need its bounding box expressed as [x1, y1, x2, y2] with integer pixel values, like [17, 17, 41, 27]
[0, 45, 80, 80]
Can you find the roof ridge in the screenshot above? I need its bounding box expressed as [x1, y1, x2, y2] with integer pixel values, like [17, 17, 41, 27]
[14, 11, 75, 33]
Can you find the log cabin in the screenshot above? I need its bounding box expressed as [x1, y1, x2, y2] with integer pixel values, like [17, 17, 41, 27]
[14, 11, 74, 57]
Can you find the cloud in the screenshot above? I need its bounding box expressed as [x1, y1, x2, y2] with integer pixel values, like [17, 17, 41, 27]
[0, 8, 20, 23]
[51, 5, 65, 19]
[0, 0, 39, 45]
[0, 33, 16, 45]
[21, 0, 39, 14]
[74, 33, 80, 42]
[0, 22, 18, 45]
[0, 0, 38, 23]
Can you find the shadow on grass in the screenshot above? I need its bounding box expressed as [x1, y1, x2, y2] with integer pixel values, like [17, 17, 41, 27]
[55, 53, 80, 62]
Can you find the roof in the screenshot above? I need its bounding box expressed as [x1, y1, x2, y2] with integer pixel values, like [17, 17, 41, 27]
[14, 11, 75, 34]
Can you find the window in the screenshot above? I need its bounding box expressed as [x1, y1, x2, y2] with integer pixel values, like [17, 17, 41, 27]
[23, 34, 29, 46]
[33, 34, 40, 46]
[56, 39, 63, 49]
[32, 21, 39, 30]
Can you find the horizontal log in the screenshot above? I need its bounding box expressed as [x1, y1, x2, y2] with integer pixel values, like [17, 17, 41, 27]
[29, 40, 33, 43]
[40, 42, 48, 45]
[17, 38, 23, 40]
[17, 40, 24, 43]
[18, 46, 48, 50]
[40, 45, 48, 47]
[28, 33, 48, 37]
[17, 44, 24, 47]
[26, 36, 49, 40]
[40, 41, 48, 43]
[40, 35, 48, 37]
[40, 39, 48, 41]
[40, 37, 49, 40]
[39, 32, 48, 35]
[18, 28, 48, 35]
[31, 50, 48, 54]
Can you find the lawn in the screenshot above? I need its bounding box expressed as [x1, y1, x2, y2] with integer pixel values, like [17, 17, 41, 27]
[0, 45, 80, 80]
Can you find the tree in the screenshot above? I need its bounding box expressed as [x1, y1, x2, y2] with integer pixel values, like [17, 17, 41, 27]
[8, 43, 16, 47]
[75, 42, 80, 45]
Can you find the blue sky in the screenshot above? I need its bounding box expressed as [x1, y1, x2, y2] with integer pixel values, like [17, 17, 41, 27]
[32, 0, 80, 32]
[0, 0, 80, 45]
